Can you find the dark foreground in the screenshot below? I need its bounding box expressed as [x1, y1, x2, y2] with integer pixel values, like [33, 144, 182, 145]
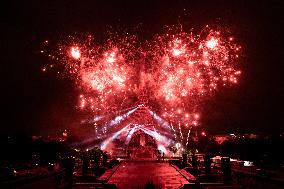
[2, 161, 284, 189]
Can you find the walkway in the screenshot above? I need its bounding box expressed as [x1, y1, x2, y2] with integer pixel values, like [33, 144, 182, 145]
[107, 162, 190, 188]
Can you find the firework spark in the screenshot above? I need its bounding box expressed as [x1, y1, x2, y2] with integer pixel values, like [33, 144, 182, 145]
[41, 25, 242, 139]
[70, 46, 81, 59]
[148, 30, 241, 111]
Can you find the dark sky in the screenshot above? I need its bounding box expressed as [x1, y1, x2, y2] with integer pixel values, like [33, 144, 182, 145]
[1, 0, 283, 135]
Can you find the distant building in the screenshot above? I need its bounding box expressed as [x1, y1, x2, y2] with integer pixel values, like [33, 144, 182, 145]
[214, 134, 239, 144]
[243, 133, 259, 139]
[213, 134, 231, 144]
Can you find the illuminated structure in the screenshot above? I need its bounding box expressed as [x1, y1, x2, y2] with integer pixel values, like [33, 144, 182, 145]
[126, 94, 165, 159]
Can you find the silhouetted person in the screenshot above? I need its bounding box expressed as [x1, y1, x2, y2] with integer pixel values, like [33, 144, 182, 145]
[192, 155, 198, 176]
[82, 155, 89, 176]
[62, 157, 75, 188]
[182, 153, 188, 167]
[102, 152, 108, 167]
[221, 157, 231, 183]
[204, 155, 211, 174]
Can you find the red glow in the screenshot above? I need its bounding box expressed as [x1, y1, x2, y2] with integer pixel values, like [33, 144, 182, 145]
[70, 46, 81, 59]
[194, 114, 199, 119]
[206, 38, 218, 49]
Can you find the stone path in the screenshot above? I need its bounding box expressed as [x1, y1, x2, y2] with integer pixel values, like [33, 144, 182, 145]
[107, 162, 191, 189]
[98, 164, 121, 182]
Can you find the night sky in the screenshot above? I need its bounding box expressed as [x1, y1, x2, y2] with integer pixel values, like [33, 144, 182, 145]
[1, 0, 283, 135]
